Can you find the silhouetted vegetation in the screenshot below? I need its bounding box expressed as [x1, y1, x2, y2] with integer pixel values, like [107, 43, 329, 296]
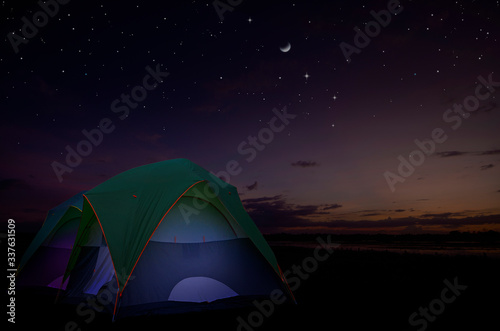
[265, 230, 500, 245]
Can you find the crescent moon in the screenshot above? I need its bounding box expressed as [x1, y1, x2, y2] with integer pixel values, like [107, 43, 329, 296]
[280, 42, 291, 53]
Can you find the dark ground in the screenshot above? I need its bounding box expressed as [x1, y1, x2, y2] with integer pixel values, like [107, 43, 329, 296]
[6, 234, 500, 331]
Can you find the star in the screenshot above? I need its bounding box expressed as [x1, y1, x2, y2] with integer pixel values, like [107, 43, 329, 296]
[333, 95, 337, 100]
[304, 72, 310, 80]
[248, 17, 252, 23]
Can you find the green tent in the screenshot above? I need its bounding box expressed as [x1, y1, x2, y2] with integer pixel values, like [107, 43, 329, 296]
[56, 158, 293, 317]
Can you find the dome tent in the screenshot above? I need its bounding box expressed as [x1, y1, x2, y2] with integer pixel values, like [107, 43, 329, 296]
[20, 159, 293, 318]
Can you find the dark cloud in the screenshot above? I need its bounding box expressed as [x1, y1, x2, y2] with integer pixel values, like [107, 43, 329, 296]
[241, 193, 500, 233]
[322, 203, 342, 210]
[480, 164, 494, 171]
[246, 181, 258, 191]
[338, 208, 408, 217]
[436, 151, 468, 158]
[434, 149, 500, 159]
[291, 161, 319, 168]
[243, 195, 500, 233]
[419, 212, 464, 218]
[242, 195, 331, 228]
[0, 179, 29, 190]
[358, 209, 385, 213]
[479, 149, 500, 155]
[242, 195, 283, 204]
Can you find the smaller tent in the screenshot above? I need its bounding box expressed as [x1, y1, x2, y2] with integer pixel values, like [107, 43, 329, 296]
[17, 191, 86, 292]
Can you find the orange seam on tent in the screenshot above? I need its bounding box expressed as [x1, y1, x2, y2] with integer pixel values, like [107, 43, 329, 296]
[279, 264, 296, 303]
[83, 194, 121, 317]
[113, 290, 120, 316]
[120, 180, 206, 294]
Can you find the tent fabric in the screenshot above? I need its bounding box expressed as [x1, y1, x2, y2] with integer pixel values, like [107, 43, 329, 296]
[17, 191, 86, 275]
[118, 238, 285, 310]
[64, 221, 114, 299]
[16, 201, 83, 289]
[150, 195, 242, 243]
[18, 158, 293, 318]
[83, 246, 115, 295]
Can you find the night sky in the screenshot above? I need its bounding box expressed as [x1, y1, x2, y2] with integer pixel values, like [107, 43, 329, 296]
[1, 0, 499, 234]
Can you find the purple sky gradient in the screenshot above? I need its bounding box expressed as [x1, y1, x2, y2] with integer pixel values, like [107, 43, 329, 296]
[1, 0, 499, 234]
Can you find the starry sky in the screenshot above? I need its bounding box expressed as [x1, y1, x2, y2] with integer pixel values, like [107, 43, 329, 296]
[1, 0, 499, 234]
